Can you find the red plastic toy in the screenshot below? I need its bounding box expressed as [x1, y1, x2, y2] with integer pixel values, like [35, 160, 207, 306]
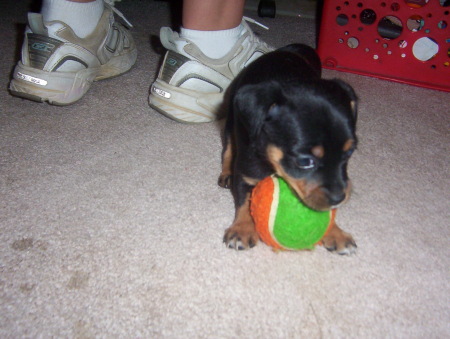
[318, 0, 450, 92]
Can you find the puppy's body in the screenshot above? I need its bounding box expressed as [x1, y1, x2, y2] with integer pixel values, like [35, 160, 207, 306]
[219, 44, 358, 254]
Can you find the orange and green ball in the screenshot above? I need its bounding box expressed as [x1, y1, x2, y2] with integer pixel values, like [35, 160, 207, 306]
[251, 176, 335, 250]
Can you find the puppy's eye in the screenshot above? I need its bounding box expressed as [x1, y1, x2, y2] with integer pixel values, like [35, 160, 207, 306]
[297, 156, 316, 170]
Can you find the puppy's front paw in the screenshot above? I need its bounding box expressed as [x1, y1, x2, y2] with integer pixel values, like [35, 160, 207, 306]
[223, 222, 259, 250]
[218, 173, 232, 189]
[321, 224, 357, 255]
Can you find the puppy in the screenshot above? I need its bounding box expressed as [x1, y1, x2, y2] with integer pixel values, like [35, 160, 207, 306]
[219, 44, 358, 255]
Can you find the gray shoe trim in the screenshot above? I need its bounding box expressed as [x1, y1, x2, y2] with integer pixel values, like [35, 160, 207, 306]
[27, 33, 64, 70]
[160, 50, 191, 83]
[53, 56, 88, 71]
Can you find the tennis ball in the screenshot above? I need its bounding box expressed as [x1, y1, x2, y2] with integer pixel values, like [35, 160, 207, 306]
[250, 176, 335, 250]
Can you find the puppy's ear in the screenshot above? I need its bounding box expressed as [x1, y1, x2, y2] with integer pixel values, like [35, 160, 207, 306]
[233, 81, 284, 139]
[332, 79, 358, 123]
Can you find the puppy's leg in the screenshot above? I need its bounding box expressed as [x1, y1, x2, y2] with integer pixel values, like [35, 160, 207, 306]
[218, 137, 233, 189]
[321, 222, 357, 255]
[223, 179, 259, 250]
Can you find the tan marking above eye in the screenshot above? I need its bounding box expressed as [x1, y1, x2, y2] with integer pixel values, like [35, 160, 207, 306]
[343, 139, 354, 152]
[311, 145, 324, 158]
[266, 144, 284, 177]
[266, 144, 284, 163]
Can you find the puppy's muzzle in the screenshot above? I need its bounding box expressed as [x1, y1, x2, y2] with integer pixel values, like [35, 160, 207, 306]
[289, 179, 351, 211]
[323, 188, 346, 206]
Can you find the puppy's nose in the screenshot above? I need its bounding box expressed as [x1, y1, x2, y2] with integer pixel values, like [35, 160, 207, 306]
[328, 191, 346, 206]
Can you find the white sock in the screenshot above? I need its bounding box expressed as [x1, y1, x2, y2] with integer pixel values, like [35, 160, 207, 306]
[180, 23, 245, 59]
[41, 0, 104, 38]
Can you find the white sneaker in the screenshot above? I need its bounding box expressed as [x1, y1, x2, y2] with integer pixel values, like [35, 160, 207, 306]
[9, 3, 137, 105]
[149, 18, 273, 123]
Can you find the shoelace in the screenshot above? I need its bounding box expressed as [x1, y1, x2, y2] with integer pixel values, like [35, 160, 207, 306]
[242, 16, 272, 50]
[104, 0, 133, 28]
[243, 16, 269, 30]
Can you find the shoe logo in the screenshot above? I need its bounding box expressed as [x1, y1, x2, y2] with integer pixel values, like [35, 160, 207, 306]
[152, 86, 171, 99]
[167, 58, 177, 66]
[16, 72, 47, 86]
[31, 42, 55, 53]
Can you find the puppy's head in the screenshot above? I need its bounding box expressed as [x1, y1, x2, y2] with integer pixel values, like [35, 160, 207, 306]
[235, 79, 358, 211]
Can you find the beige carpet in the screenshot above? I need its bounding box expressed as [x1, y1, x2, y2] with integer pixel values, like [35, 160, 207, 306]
[1, 0, 449, 337]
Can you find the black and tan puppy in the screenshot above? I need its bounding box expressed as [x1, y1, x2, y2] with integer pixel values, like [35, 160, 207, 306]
[219, 44, 358, 255]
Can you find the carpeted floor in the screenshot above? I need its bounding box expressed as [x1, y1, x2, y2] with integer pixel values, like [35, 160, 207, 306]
[1, 0, 449, 338]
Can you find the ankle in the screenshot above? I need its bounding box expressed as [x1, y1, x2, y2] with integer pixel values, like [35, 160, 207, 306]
[180, 23, 244, 59]
[40, 0, 104, 38]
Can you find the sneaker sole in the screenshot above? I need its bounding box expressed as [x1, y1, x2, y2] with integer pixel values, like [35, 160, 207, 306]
[9, 48, 137, 105]
[149, 79, 226, 123]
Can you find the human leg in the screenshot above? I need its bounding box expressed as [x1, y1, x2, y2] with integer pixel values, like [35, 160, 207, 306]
[182, 0, 245, 31]
[180, 0, 247, 60]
